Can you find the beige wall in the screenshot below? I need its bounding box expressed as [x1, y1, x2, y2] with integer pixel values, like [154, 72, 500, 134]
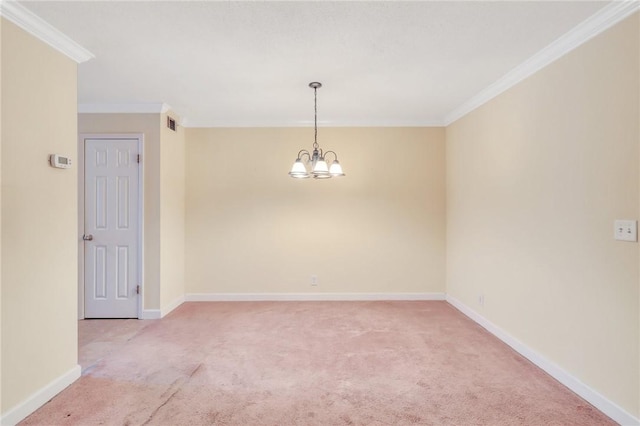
[185, 127, 446, 295]
[160, 112, 186, 310]
[78, 113, 162, 311]
[1, 18, 78, 413]
[446, 13, 639, 417]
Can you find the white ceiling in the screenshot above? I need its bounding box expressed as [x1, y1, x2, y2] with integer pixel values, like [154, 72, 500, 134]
[19, 1, 613, 127]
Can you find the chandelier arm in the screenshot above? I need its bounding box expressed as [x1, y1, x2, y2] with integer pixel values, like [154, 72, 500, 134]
[297, 149, 311, 161]
[324, 151, 338, 162]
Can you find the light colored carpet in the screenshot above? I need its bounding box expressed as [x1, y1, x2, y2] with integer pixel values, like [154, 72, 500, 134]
[78, 318, 156, 372]
[21, 301, 614, 425]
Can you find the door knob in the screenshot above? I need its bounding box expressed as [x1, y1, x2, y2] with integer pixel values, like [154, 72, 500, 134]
[83, 234, 93, 241]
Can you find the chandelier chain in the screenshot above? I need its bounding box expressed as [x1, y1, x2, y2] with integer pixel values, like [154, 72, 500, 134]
[313, 86, 319, 150]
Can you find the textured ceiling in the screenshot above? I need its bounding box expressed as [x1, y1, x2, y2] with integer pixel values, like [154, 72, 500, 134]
[21, 1, 610, 127]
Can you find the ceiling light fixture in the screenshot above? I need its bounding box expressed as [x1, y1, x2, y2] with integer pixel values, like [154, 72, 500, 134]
[289, 82, 345, 179]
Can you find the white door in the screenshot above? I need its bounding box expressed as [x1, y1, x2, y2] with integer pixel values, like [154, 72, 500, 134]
[84, 138, 140, 318]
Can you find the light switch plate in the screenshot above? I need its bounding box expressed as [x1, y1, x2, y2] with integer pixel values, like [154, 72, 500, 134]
[614, 220, 637, 242]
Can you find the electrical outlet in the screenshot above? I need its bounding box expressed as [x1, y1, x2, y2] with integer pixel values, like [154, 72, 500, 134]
[614, 220, 637, 242]
[310, 275, 318, 286]
[478, 294, 485, 306]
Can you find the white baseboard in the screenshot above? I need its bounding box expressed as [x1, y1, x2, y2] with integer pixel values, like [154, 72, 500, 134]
[140, 295, 185, 319]
[1, 364, 81, 426]
[185, 292, 446, 302]
[446, 295, 639, 426]
[161, 294, 185, 317]
[140, 309, 161, 319]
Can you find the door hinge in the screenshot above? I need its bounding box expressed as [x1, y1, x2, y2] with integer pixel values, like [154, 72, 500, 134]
[136, 285, 140, 294]
[137, 154, 141, 163]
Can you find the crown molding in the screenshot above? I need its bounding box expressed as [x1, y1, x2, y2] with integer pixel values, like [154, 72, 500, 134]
[0, 0, 94, 63]
[444, 0, 640, 126]
[180, 118, 446, 128]
[78, 102, 172, 114]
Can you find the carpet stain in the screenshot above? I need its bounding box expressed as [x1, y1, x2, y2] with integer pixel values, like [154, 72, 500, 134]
[142, 384, 183, 425]
[340, 414, 355, 425]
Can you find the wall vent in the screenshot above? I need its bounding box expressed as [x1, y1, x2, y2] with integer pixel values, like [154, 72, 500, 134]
[167, 116, 177, 131]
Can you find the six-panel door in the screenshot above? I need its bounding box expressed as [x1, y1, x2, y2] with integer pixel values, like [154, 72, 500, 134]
[84, 138, 139, 318]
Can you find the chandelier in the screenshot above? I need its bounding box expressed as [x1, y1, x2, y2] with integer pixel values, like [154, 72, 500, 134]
[289, 82, 345, 179]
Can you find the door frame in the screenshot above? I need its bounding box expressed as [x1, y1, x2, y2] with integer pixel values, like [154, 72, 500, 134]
[78, 133, 144, 319]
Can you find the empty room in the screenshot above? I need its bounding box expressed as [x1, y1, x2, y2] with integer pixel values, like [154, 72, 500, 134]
[1, 0, 639, 425]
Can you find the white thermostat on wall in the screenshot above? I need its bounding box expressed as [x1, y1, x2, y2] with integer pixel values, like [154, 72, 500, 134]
[50, 154, 72, 169]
